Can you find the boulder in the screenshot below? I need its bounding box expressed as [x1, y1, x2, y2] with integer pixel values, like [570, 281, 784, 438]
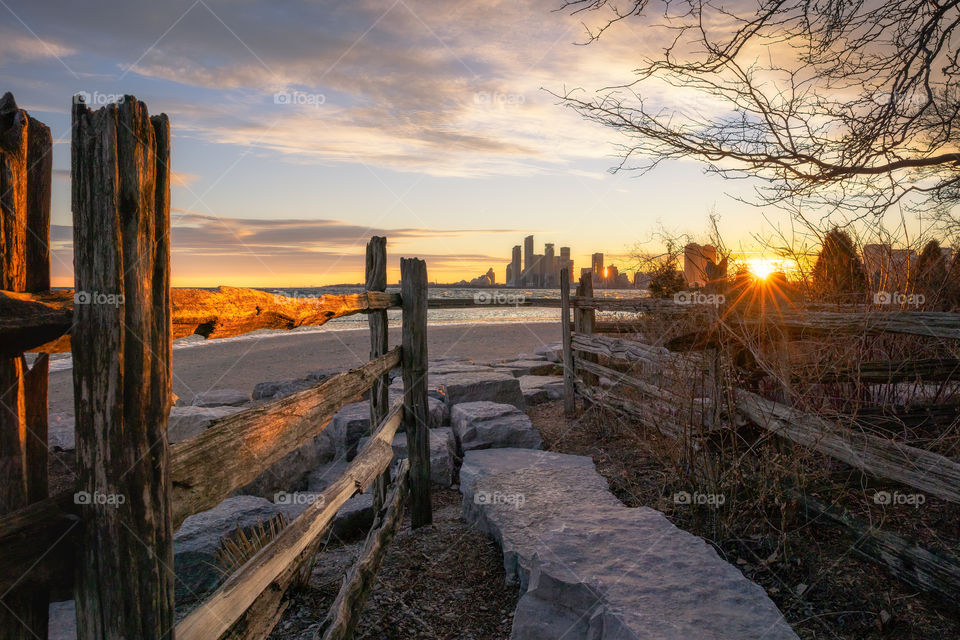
[330, 402, 371, 460]
[358, 428, 457, 486]
[451, 401, 542, 454]
[236, 429, 336, 498]
[387, 389, 450, 428]
[327, 493, 374, 542]
[252, 378, 313, 401]
[167, 405, 243, 443]
[174, 495, 283, 605]
[534, 343, 563, 363]
[459, 449, 797, 640]
[190, 389, 250, 407]
[48, 412, 75, 451]
[307, 460, 350, 493]
[432, 370, 525, 410]
[518, 375, 564, 406]
[496, 360, 557, 378]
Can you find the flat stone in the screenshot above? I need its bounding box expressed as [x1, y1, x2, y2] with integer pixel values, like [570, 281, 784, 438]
[534, 343, 562, 363]
[174, 495, 283, 605]
[307, 460, 350, 493]
[327, 493, 374, 542]
[48, 412, 75, 451]
[252, 378, 314, 401]
[429, 361, 491, 375]
[518, 375, 564, 406]
[330, 402, 371, 460]
[451, 401, 542, 454]
[432, 370, 525, 410]
[190, 389, 250, 407]
[168, 405, 243, 443]
[459, 449, 797, 640]
[387, 388, 450, 428]
[497, 360, 558, 377]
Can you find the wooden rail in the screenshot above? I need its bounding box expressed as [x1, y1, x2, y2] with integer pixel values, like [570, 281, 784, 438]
[428, 296, 560, 308]
[1, 287, 401, 354]
[176, 401, 405, 640]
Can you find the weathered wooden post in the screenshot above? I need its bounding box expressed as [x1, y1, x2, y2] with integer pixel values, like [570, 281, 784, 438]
[71, 95, 174, 639]
[0, 91, 52, 640]
[560, 267, 575, 416]
[366, 236, 390, 510]
[576, 272, 598, 409]
[401, 257, 431, 527]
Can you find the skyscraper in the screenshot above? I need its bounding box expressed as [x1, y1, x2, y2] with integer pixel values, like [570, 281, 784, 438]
[523, 235, 534, 275]
[591, 253, 604, 286]
[544, 244, 555, 287]
[510, 245, 521, 287]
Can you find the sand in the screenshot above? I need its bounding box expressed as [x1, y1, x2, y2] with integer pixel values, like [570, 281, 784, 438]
[48, 322, 560, 415]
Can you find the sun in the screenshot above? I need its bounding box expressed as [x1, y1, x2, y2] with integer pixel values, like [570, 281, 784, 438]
[747, 258, 777, 280]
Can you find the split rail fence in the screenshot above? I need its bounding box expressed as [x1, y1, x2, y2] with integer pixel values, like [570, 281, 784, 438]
[559, 269, 960, 605]
[0, 94, 433, 640]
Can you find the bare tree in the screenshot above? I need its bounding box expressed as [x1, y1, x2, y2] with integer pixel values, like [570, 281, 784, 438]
[558, 0, 960, 219]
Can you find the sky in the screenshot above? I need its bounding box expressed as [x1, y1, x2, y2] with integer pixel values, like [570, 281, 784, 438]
[0, 0, 785, 287]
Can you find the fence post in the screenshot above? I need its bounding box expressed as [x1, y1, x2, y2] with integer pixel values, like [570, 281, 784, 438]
[577, 273, 598, 409]
[560, 267, 575, 416]
[0, 92, 52, 640]
[71, 96, 174, 639]
[401, 257, 431, 528]
[367, 236, 390, 510]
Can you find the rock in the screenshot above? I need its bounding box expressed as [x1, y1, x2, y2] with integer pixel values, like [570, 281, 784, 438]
[534, 343, 563, 363]
[307, 369, 340, 382]
[358, 428, 457, 486]
[428, 362, 491, 375]
[48, 600, 76, 640]
[327, 493, 374, 542]
[518, 376, 564, 406]
[451, 401, 542, 454]
[167, 405, 243, 443]
[307, 460, 350, 493]
[330, 402, 371, 460]
[252, 378, 313, 401]
[272, 491, 326, 521]
[174, 495, 283, 605]
[387, 389, 450, 428]
[459, 449, 797, 640]
[48, 412, 75, 451]
[236, 428, 336, 498]
[432, 370, 525, 410]
[496, 360, 557, 378]
[190, 389, 250, 407]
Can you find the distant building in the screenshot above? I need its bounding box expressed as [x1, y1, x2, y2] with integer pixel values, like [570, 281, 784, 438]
[506, 235, 575, 287]
[684, 243, 717, 288]
[523, 235, 534, 275]
[863, 244, 916, 291]
[508, 245, 521, 286]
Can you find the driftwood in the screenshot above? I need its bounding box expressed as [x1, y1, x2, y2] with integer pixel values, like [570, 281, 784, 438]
[736, 390, 960, 503]
[401, 258, 432, 528]
[1, 286, 401, 354]
[71, 96, 175, 639]
[796, 491, 960, 604]
[175, 402, 404, 640]
[320, 460, 410, 640]
[171, 347, 400, 526]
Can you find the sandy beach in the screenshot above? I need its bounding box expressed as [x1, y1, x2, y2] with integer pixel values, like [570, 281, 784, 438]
[48, 322, 560, 415]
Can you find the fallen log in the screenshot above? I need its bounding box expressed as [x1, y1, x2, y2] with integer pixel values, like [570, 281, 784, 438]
[736, 390, 960, 503]
[0, 286, 402, 354]
[320, 459, 410, 640]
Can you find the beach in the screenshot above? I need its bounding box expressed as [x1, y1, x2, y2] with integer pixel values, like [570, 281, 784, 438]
[47, 321, 560, 415]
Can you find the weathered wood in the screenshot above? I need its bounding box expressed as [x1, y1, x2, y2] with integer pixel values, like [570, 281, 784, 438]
[367, 236, 390, 510]
[572, 355, 702, 417]
[796, 491, 960, 604]
[801, 358, 960, 383]
[0, 91, 51, 640]
[175, 402, 404, 640]
[574, 379, 685, 440]
[571, 332, 672, 366]
[560, 269, 575, 417]
[171, 347, 400, 526]
[0, 492, 79, 591]
[402, 257, 431, 528]
[736, 390, 960, 503]
[71, 96, 174, 640]
[0, 348, 401, 595]
[1, 286, 402, 354]
[572, 296, 679, 311]
[427, 297, 559, 308]
[575, 274, 599, 409]
[321, 459, 410, 640]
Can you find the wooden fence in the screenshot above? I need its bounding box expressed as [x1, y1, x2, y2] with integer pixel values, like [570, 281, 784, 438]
[0, 94, 433, 640]
[560, 271, 960, 604]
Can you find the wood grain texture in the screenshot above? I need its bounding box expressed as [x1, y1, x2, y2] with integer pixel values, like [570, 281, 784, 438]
[175, 402, 404, 640]
[321, 459, 410, 640]
[737, 390, 960, 503]
[560, 268, 575, 416]
[401, 257, 431, 528]
[367, 236, 390, 510]
[71, 96, 174, 640]
[1, 286, 402, 354]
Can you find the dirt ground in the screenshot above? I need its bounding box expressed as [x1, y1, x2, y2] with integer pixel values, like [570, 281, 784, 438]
[269, 487, 518, 640]
[530, 399, 960, 640]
